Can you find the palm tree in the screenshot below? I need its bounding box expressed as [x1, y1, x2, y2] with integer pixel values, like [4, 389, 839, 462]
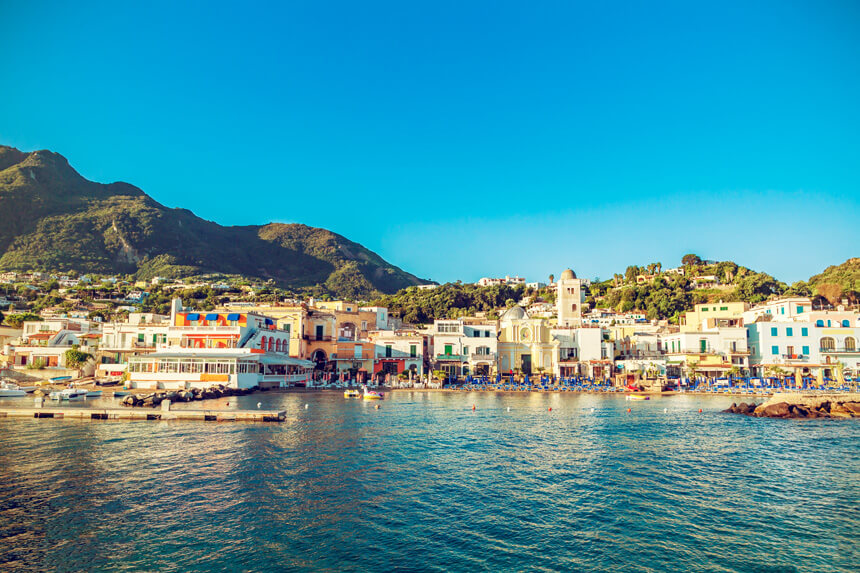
[548, 274, 554, 285]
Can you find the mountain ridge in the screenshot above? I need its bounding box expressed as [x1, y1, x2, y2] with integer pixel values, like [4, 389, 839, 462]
[0, 145, 432, 297]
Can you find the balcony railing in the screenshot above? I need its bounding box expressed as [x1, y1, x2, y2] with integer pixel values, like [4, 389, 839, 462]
[821, 346, 859, 353]
[782, 354, 805, 360]
[436, 354, 466, 361]
[470, 352, 496, 361]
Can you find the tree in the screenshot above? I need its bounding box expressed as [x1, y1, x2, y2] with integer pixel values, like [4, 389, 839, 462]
[548, 274, 554, 285]
[681, 254, 702, 267]
[64, 346, 94, 370]
[0, 309, 4, 325]
[4, 313, 41, 329]
[816, 283, 844, 306]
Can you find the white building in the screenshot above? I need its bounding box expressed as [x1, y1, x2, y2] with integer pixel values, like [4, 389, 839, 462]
[551, 326, 614, 379]
[476, 275, 526, 287]
[368, 329, 425, 378]
[659, 327, 749, 377]
[430, 318, 498, 378]
[746, 321, 860, 379]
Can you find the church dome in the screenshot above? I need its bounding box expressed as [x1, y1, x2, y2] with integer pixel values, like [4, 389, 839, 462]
[560, 268, 576, 280]
[500, 305, 529, 320]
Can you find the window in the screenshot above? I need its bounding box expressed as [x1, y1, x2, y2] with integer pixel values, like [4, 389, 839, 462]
[438, 323, 459, 333]
[702, 307, 709, 312]
[385, 345, 392, 358]
[444, 344, 453, 355]
[820, 337, 835, 351]
[786, 328, 793, 337]
[802, 346, 809, 355]
[771, 327, 778, 336]
[781, 307, 785, 315]
[720, 306, 728, 311]
[463, 346, 469, 355]
[842, 320, 850, 327]
[816, 320, 824, 327]
[354, 345, 362, 359]
[797, 306, 804, 314]
[361, 321, 367, 330]
[410, 345, 417, 358]
[786, 346, 794, 356]
[845, 337, 856, 352]
[138, 333, 144, 342]
[771, 345, 779, 355]
[801, 328, 808, 336]
[316, 325, 324, 340]
[571, 304, 577, 311]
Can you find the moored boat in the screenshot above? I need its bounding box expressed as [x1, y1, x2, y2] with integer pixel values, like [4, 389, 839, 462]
[0, 382, 28, 397]
[49, 388, 89, 400]
[86, 390, 103, 397]
[626, 394, 650, 401]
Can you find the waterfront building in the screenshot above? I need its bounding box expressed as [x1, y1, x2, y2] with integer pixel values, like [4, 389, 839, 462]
[497, 306, 554, 376]
[556, 268, 586, 327]
[551, 326, 614, 379]
[746, 321, 860, 379]
[680, 301, 748, 332]
[741, 297, 812, 324]
[127, 351, 314, 390]
[659, 327, 749, 378]
[5, 318, 101, 370]
[368, 329, 426, 380]
[429, 318, 498, 378]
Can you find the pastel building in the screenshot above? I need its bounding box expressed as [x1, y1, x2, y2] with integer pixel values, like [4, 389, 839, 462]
[659, 327, 749, 377]
[497, 306, 555, 375]
[746, 322, 860, 379]
[680, 302, 748, 332]
[369, 329, 425, 379]
[551, 326, 614, 379]
[430, 318, 498, 378]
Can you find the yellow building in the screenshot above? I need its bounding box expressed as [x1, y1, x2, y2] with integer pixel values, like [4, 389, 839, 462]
[680, 301, 748, 332]
[497, 306, 556, 375]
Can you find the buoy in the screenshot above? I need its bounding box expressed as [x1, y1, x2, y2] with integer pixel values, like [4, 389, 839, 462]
[507, 407, 511, 412]
[548, 407, 552, 412]
[698, 408, 703, 413]
[257, 402, 262, 409]
[627, 408, 631, 413]
[305, 404, 309, 409]
[664, 408, 667, 413]
[472, 405, 476, 411]
[590, 408, 595, 413]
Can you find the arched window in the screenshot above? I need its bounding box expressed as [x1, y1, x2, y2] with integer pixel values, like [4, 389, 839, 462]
[845, 337, 856, 352]
[274, 339, 281, 352]
[815, 320, 824, 327]
[820, 337, 835, 351]
[268, 338, 275, 352]
[261, 336, 268, 350]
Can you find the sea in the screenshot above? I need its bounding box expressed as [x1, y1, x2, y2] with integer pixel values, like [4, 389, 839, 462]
[0, 391, 857, 572]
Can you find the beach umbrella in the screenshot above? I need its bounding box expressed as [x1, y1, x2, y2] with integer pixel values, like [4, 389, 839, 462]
[794, 370, 802, 389]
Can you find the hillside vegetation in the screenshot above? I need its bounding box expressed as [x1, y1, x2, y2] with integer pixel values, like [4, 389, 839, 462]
[0, 146, 430, 298]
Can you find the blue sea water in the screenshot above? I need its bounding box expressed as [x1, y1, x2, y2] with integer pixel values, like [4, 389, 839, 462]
[0, 391, 857, 572]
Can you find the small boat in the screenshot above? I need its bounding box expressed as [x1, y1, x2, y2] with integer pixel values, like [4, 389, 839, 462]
[86, 390, 103, 397]
[344, 389, 360, 398]
[626, 394, 650, 401]
[112, 390, 131, 397]
[0, 382, 28, 397]
[49, 388, 89, 401]
[50, 376, 73, 383]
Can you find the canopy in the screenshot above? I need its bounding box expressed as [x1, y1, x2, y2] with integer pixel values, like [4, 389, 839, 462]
[264, 318, 274, 325]
[186, 313, 200, 321]
[227, 313, 240, 321]
[205, 313, 219, 320]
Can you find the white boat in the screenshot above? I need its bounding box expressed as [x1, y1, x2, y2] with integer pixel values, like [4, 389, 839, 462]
[49, 388, 89, 400]
[0, 382, 28, 397]
[86, 390, 103, 397]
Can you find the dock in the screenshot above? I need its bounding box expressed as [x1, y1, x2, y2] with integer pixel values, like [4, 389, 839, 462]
[0, 405, 287, 423]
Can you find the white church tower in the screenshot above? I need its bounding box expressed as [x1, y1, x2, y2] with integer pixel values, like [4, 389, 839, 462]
[556, 268, 584, 327]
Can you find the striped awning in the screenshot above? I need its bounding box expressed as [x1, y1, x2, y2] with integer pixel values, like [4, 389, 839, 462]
[186, 313, 200, 321]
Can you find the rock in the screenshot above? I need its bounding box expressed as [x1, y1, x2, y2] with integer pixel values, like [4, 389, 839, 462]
[789, 405, 810, 418]
[757, 402, 790, 418]
[842, 402, 860, 415]
[829, 403, 853, 418]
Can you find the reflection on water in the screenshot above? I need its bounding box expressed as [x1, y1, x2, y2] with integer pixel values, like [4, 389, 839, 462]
[1, 392, 857, 572]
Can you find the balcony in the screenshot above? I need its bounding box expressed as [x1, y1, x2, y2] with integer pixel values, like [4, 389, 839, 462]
[781, 354, 805, 360]
[303, 335, 333, 342]
[436, 354, 466, 362]
[470, 352, 496, 362]
[820, 346, 859, 354]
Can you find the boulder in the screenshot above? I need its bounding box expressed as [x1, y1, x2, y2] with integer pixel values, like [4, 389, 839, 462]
[757, 402, 790, 418]
[829, 403, 853, 418]
[842, 402, 860, 415]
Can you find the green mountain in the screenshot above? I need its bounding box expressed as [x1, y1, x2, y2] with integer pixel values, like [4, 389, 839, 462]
[0, 146, 430, 297]
[808, 258, 860, 293]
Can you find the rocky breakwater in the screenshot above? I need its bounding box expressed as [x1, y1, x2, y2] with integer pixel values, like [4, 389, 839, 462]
[119, 385, 256, 408]
[724, 392, 860, 419]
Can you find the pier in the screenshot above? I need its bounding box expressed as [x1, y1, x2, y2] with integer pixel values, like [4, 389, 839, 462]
[0, 403, 287, 423]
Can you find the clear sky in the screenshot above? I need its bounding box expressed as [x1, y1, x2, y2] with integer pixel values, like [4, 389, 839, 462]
[2, 1, 858, 284]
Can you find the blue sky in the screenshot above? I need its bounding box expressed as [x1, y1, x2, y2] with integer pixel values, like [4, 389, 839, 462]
[1, 1, 858, 284]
